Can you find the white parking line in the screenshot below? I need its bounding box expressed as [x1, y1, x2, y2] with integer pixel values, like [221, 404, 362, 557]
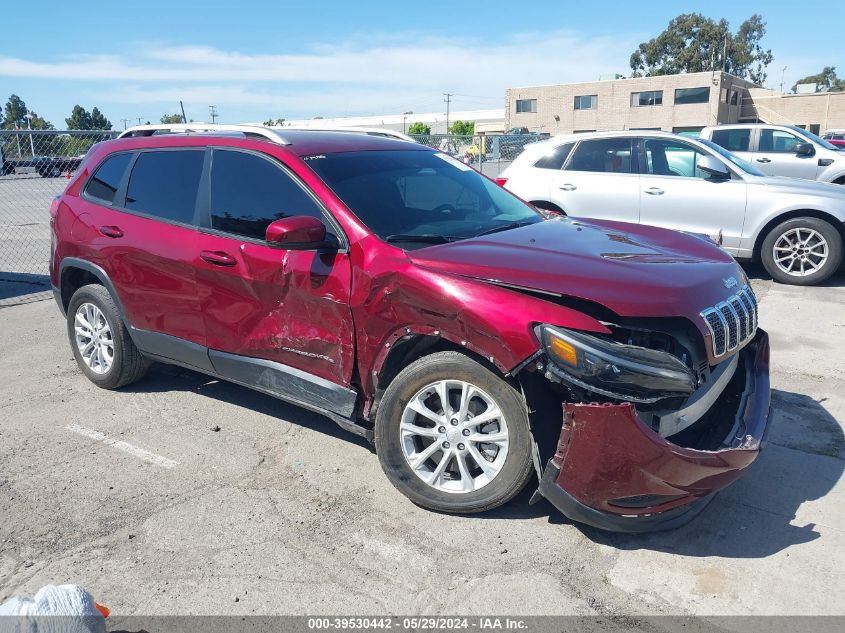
[65, 423, 178, 469]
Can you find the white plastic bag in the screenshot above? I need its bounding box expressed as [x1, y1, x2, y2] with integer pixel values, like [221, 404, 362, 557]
[0, 584, 106, 633]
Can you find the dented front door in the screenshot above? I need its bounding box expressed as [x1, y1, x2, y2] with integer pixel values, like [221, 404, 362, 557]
[194, 232, 355, 388]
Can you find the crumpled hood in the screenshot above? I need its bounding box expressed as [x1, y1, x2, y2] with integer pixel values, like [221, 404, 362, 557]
[409, 218, 746, 325]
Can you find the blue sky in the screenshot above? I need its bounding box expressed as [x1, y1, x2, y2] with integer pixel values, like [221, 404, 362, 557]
[0, 0, 840, 129]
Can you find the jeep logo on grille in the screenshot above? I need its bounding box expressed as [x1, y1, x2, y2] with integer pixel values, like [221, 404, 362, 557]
[723, 277, 737, 289]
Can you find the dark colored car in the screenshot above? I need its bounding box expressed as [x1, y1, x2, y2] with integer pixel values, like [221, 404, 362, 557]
[49, 124, 771, 532]
[32, 155, 84, 178]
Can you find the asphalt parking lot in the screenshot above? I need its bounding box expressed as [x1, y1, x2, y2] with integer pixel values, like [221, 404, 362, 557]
[0, 266, 843, 620]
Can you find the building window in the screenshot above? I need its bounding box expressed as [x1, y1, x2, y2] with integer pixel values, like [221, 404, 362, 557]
[515, 99, 537, 113]
[721, 87, 729, 103]
[574, 95, 597, 110]
[674, 87, 710, 105]
[730, 90, 739, 106]
[573, 129, 596, 133]
[631, 90, 663, 107]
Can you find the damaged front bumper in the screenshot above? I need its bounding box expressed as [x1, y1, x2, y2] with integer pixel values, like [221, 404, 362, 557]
[534, 330, 771, 532]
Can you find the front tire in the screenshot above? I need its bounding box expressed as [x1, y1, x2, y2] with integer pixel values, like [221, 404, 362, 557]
[67, 284, 150, 389]
[761, 217, 842, 285]
[375, 351, 533, 513]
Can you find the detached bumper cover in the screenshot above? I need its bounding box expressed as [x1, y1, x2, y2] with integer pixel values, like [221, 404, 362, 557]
[537, 330, 771, 532]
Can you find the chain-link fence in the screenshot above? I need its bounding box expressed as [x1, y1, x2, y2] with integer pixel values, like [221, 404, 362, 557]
[0, 130, 117, 307]
[409, 133, 545, 179]
[0, 129, 544, 308]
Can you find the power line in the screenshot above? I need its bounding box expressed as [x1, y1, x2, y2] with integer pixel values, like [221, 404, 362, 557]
[120, 118, 131, 130]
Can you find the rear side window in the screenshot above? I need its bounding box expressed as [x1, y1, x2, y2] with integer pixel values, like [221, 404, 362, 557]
[125, 150, 204, 224]
[534, 143, 574, 170]
[566, 138, 634, 174]
[209, 149, 329, 240]
[85, 153, 132, 204]
[759, 129, 803, 153]
[710, 128, 751, 152]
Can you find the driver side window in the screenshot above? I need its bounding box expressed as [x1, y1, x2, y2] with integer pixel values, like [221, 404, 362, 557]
[209, 149, 332, 241]
[644, 139, 708, 179]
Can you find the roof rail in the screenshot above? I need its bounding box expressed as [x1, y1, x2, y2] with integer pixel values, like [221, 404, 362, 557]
[117, 124, 290, 145]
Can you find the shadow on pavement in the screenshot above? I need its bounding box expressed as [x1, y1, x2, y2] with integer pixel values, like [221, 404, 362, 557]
[0, 272, 51, 305]
[130, 363, 374, 452]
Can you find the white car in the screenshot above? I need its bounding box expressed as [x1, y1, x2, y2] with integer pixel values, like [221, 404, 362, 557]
[499, 130, 845, 285]
[700, 124, 845, 184]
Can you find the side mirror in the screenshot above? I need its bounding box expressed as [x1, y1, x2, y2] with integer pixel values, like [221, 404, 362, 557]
[794, 142, 815, 157]
[696, 155, 731, 180]
[265, 216, 328, 249]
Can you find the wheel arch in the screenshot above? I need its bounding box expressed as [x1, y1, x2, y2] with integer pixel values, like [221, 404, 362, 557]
[58, 258, 131, 328]
[751, 209, 845, 261]
[529, 200, 566, 214]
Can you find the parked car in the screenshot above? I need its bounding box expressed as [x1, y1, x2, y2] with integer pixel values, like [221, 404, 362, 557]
[497, 127, 550, 160]
[700, 123, 845, 184]
[500, 130, 845, 285]
[0, 146, 32, 176]
[31, 155, 84, 178]
[823, 132, 845, 149]
[50, 123, 771, 532]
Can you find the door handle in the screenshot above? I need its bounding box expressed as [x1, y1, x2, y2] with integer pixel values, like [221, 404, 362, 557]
[200, 250, 237, 267]
[98, 225, 123, 238]
[559, 184, 577, 191]
[756, 158, 772, 163]
[645, 187, 664, 195]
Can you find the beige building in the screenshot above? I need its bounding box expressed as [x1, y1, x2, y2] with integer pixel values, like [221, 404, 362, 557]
[505, 71, 845, 136]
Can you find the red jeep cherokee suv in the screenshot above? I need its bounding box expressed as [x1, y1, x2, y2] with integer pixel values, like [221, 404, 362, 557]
[49, 124, 771, 532]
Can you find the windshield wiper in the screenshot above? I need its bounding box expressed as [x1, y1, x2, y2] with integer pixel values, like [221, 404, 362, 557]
[384, 234, 462, 244]
[473, 220, 537, 238]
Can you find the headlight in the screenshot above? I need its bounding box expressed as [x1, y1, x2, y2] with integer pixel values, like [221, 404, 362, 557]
[538, 325, 696, 403]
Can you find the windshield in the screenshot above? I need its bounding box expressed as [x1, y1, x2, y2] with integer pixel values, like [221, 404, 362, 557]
[304, 149, 542, 248]
[696, 138, 766, 176]
[790, 126, 840, 151]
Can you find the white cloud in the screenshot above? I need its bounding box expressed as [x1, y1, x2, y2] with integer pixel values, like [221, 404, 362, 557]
[0, 30, 643, 120]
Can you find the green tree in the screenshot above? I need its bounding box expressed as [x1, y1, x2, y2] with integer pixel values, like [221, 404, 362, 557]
[90, 107, 112, 130]
[160, 113, 185, 124]
[448, 120, 475, 136]
[629, 13, 773, 84]
[263, 117, 286, 126]
[792, 67, 845, 93]
[407, 122, 431, 135]
[3, 94, 29, 129]
[66, 105, 93, 130]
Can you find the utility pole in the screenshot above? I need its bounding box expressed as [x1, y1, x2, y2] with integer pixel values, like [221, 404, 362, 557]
[403, 111, 413, 134]
[137, 117, 144, 125]
[721, 32, 727, 73]
[209, 105, 218, 123]
[443, 93, 453, 134]
[121, 118, 130, 130]
[780, 66, 788, 93]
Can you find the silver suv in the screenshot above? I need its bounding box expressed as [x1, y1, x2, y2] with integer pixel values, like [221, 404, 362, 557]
[500, 131, 845, 285]
[700, 124, 845, 184]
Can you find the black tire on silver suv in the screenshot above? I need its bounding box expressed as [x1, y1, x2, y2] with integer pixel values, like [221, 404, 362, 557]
[761, 217, 843, 286]
[66, 284, 150, 389]
[375, 351, 533, 513]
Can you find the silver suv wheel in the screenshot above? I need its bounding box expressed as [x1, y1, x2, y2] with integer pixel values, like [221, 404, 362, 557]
[772, 227, 829, 277]
[399, 379, 509, 493]
[74, 302, 114, 374]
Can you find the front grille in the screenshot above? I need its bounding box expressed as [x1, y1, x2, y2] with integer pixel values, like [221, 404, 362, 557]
[700, 286, 758, 358]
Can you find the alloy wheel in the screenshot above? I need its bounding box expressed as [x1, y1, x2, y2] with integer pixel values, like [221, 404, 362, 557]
[74, 302, 114, 374]
[772, 227, 829, 277]
[399, 379, 509, 494]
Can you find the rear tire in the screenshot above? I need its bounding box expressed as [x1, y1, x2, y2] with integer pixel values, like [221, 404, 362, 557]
[67, 284, 150, 389]
[375, 351, 533, 513]
[760, 217, 842, 285]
